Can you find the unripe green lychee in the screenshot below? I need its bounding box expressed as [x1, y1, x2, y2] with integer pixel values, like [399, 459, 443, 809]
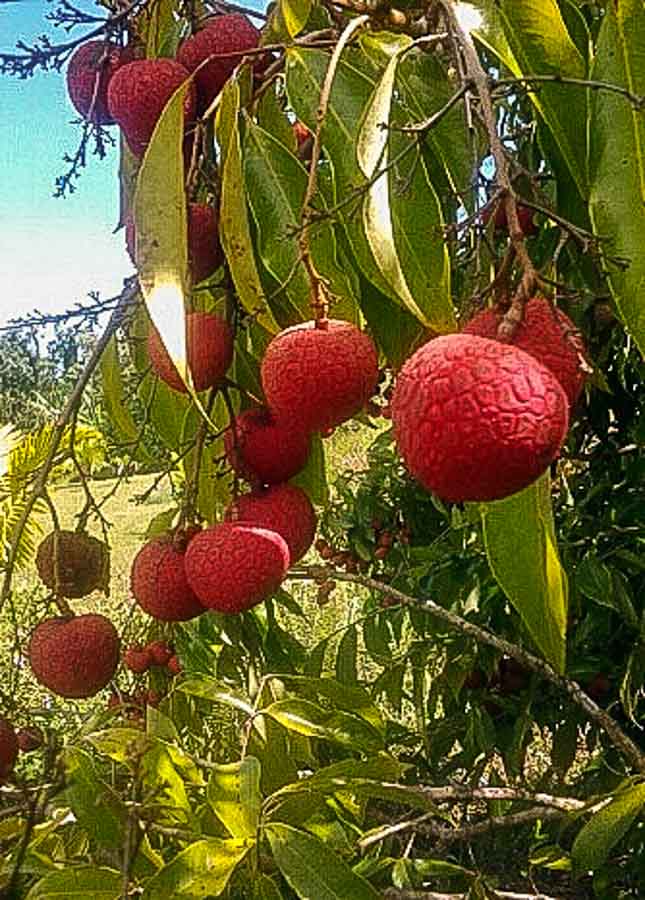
[391, 334, 569, 502]
[28, 614, 120, 699]
[147, 311, 233, 394]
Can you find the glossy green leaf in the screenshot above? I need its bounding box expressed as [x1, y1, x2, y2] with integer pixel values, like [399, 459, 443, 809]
[473, 0, 588, 200]
[207, 757, 262, 838]
[266, 823, 381, 900]
[280, 0, 311, 38]
[145, 0, 180, 58]
[178, 676, 255, 716]
[217, 77, 280, 334]
[141, 838, 252, 899]
[133, 81, 190, 390]
[25, 867, 122, 900]
[62, 749, 127, 850]
[481, 473, 568, 672]
[143, 742, 192, 815]
[572, 783, 645, 871]
[100, 335, 152, 464]
[276, 674, 385, 734]
[263, 697, 384, 752]
[84, 727, 149, 765]
[589, 0, 645, 356]
[357, 34, 454, 332]
[335, 625, 358, 685]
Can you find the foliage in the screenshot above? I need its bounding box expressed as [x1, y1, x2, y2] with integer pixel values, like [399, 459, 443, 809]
[0, 0, 644, 898]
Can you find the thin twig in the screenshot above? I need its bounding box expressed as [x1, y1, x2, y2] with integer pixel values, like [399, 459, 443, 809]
[494, 74, 645, 111]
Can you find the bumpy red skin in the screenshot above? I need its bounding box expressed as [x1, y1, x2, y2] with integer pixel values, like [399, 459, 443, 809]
[225, 484, 317, 564]
[131, 536, 204, 621]
[66, 41, 133, 125]
[0, 717, 18, 782]
[463, 297, 587, 409]
[261, 319, 379, 432]
[391, 334, 569, 503]
[107, 59, 196, 158]
[147, 640, 174, 667]
[28, 614, 120, 699]
[225, 407, 311, 486]
[184, 523, 289, 614]
[177, 14, 260, 112]
[124, 645, 152, 673]
[147, 311, 234, 394]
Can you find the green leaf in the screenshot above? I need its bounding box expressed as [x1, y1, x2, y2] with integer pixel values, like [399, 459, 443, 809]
[100, 336, 152, 464]
[280, 0, 312, 38]
[474, 0, 588, 199]
[62, 749, 127, 851]
[589, 0, 645, 356]
[178, 676, 255, 716]
[145, 0, 180, 58]
[266, 823, 381, 900]
[335, 625, 358, 685]
[572, 783, 645, 871]
[253, 874, 285, 900]
[133, 80, 190, 390]
[268, 756, 407, 804]
[290, 432, 328, 506]
[25, 867, 122, 900]
[84, 727, 149, 765]
[263, 698, 383, 752]
[217, 76, 280, 334]
[575, 553, 613, 606]
[480, 473, 568, 672]
[141, 838, 252, 900]
[207, 757, 262, 839]
[276, 675, 385, 734]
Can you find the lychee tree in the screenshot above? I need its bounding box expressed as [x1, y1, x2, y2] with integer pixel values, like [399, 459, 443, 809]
[0, 0, 644, 897]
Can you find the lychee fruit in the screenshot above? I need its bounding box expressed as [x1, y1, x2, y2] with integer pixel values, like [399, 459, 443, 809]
[107, 58, 196, 158]
[463, 297, 587, 408]
[184, 523, 289, 614]
[146, 640, 173, 667]
[66, 41, 134, 125]
[36, 530, 110, 599]
[224, 406, 311, 486]
[16, 726, 44, 753]
[391, 334, 569, 502]
[124, 644, 152, 674]
[147, 310, 233, 394]
[126, 202, 224, 285]
[28, 614, 120, 699]
[225, 483, 316, 564]
[167, 654, 182, 676]
[483, 201, 537, 237]
[0, 717, 18, 781]
[177, 14, 261, 112]
[261, 319, 379, 432]
[130, 532, 205, 621]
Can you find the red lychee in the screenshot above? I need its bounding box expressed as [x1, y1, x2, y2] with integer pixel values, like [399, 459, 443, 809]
[177, 14, 260, 112]
[225, 483, 316, 564]
[16, 726, 44, 753]
[66, 41, 134, 125]
[483, 201, 538, 237]
[36, 530, 110, 599]
[292, 121, 311, 148]
[261, 319, 379, 432]
[127, 202, 224, 285]
[391, 334, 569, 502]
[28, 614, 120, 699]
[107, 58, 196, 158]
[147, 311, 233, 394]
[146, 640, 174, 667]
[124, 644, 152, 674]
[167, 654, 182, 676]
[224, 406, 311, 486]
[463, 297, 587, 409]
[0, 717, 18, 781]
[184, 523, 289, 614]
[130, 532, 205, 621]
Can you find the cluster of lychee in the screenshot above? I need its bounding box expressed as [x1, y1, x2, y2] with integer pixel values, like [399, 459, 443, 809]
[0, 718, 43, 783]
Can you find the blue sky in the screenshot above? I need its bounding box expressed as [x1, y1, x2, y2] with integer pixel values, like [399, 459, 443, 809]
[0, 0, 132, 328]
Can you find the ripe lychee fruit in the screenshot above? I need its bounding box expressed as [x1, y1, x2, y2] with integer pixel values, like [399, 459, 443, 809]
[482, 201, 537, 237]
[224, 407, 311, 486]
[463, 297, 587, 408]
[16, 726, 44, 753]
[66, 41, 134, 125]
[107, 58, 196, 158]
[261, 319, 379, 432]
[0, 717, 18, 781]
[146, 640, 173, 667]
[147, 311, 234, 394]
[225, 483, 316, 564]
[167, 654, 182, 676]
[28, 614, 120, 699]
[36, 530, 110, 599]
[124, 644, 152, 674]
[184, 523, 289, 614]
[177, 14, 261, 112]
[126, 203, 224, 285]
[130, 531, 205, 621]
[391, 334, 569, 502]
